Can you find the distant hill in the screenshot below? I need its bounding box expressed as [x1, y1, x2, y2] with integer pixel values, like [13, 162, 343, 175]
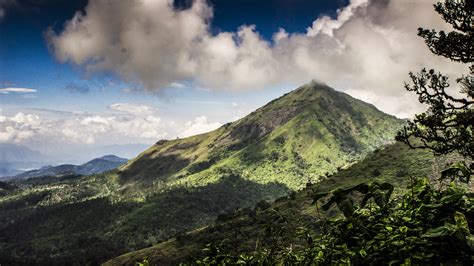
[0, 143, 51, 178]
[8, 155, 128, 180]
[0, 82, 406, 264]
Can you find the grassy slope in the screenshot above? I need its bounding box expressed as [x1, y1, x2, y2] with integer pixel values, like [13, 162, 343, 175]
[106, 142, 447, 265]
[118, 82, 402, 192]
[0, 82, 404, 264]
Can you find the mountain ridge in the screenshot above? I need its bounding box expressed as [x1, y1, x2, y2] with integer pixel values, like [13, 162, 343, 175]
[7, 154, 128, 180]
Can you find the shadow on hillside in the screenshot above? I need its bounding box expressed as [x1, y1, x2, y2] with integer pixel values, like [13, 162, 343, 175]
[0, 173, 291, 265]
[118, 153, 191, 182]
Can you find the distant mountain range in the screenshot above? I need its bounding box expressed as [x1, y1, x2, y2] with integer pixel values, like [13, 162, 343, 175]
[5, 155, 128, 180]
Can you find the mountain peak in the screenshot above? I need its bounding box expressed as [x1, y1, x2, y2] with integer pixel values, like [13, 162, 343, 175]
[96, 155, 128, 162]
[119, 83, 404, 189]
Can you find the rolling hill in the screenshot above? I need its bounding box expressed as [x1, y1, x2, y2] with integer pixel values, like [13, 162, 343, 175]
[0, 82, 406, 264]
[8, 155, 128, 180]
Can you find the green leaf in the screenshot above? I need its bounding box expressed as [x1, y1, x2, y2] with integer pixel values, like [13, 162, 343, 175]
[454, 211, 470, 235]
[317, 251, 324, 259]
[422, 223, 457, 238]
[440, 193, 463, 204]
[399, 226, 408, 234]
[441, 162, 471, 183]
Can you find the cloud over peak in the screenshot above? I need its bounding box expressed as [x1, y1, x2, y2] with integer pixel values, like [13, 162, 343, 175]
[47, 0, 466, 117]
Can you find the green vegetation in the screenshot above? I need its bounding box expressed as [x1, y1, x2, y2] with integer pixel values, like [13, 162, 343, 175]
[0, 82, 403, 264]
[105, 142, 457, 265]
[191, 178, 473, 265]
[108, 1, 474, 264]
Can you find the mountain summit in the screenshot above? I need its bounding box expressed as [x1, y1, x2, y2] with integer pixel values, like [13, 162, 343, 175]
[120, 82, 402, 190]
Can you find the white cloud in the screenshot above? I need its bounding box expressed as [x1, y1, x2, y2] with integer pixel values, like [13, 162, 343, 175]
[47, 0, 466, 117]
[108, 103, 157, 115]
[170, 82, 186, 89]
[0, 112, 40, 143]
[0, 109, 166, 146]
[178, 116, 221, 138]
[0, 107, 222, 155]
[0, 87, 37, 94]
[306, 0, 368, 37]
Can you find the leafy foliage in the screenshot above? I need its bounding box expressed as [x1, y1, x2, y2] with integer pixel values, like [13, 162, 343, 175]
[194, 179, 474, 265]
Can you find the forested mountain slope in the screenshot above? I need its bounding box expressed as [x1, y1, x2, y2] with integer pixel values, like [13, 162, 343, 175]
[106, 142, 454, 265]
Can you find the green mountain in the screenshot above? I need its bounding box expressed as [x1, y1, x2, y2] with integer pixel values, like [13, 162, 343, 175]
[119, 81, 401, 191]
[0, 82, 404, 264]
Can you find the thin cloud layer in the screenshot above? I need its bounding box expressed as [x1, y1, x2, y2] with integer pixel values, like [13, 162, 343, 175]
[108, 103, 157, 115]
[48, 0, 467, 117]
[0, 87, 37, 94]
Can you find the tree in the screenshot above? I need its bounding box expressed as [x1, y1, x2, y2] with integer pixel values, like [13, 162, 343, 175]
[396, 0, 473, 170]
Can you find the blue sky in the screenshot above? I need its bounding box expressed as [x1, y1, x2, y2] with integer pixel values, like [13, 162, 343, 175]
[0, 0, 347, 115]
[0, 0, 465, 161]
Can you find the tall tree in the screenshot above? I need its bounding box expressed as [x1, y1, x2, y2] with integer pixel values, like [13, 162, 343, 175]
[396, 0, 473, 171]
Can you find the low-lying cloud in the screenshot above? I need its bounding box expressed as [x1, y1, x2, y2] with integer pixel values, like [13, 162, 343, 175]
[47, 0, 467, 117]
[0, 104, 221, 153]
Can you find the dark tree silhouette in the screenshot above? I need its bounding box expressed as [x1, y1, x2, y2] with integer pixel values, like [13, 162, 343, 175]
[396, 0, 473, 167]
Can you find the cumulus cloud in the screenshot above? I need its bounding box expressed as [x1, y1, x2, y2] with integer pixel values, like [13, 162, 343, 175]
[178, 116, 221, 138]
[0, 105, 221, 153]
[0, 110, 167, 146]
[0, 112, 41, 143]
[0, 87, 37, 94]
[47, 0, 467, 117]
